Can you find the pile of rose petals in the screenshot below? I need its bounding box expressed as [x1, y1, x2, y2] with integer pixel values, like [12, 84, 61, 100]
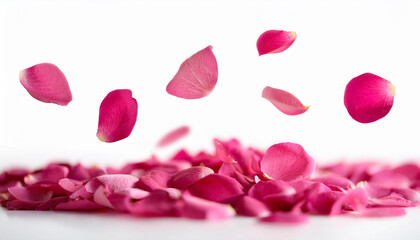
[1, 139, 418, 224]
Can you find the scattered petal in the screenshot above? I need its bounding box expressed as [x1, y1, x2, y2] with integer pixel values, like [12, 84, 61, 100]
[169, 166, 214, 190]
[344, 73, 395, 123]
[260, 212, 309, 224]
[85, 174, 139, 193]
[97, 89, 138, 142]
[8, 186, 53, 203]
[360, 207, 406, 217]
[19, 63, 72, 106]
[136, 170, 171, 191]
[232, 196, 270, 217]
[181, 194, 235, 220]
[55, 199, 103, 211]
[157, 126, 190, 148]
[257, 30, 297, 56]
[262, 87, 309, 115]
[166, 46, 218, 99]
[260, 143, 315, 181]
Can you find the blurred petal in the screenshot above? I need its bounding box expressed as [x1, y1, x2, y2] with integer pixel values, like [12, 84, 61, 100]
[361, 207, 406, 217]
[8, 186, 52, 203]
[19, 63, 72, 106]
[186, 174, 243, 203]
[260, 143, 315, 181]
[58, 178, 83, 193]
[181, 194, 235, 220]
[55, 199, 103, 211]
[248, 180, 295, 201]
[260, 212, 309, 224]
[214, 139, 236, 163]
[344, 73, 395, 123]
[136, 170, 171, 191]
[330, 188, 368, 215]
[85, 174, 139, 193]
[169, 166, 214, 190]
[97, 89, 138, 142]
[232, 196, 270, 217]
[311, 174, 354, 191]
[257, 30, 297, 56]
[166, 46, 218, 99]
[157, 126, 190, 148]
[262, 86, 309, 116]
[24, 163, 69, 185]
[127, 188, 182, 217]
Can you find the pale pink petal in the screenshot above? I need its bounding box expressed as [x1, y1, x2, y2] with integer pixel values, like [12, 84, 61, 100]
[262, 87, 309, 115]
[232, 196, 270, 217]
[85, 174, 139, 193]
[369, 171, 410, 188]
[169, 166, 214, 189]
[8, 186, 53, 203]
[260, 142, 315, 181]
[55, 199, 104, 211]
[330, 188, 368, 215]
[19, 63, 72, 106]
[257, 30, 297, 56]
[166, 46, 218, 99]
[115, 188, 150, 199]
[96, 89, 138, 142]
[93, 185, 114, 209]
[157, 126, 190, 148]
[260, 212, 309, 224]
[186, 174, 244, 203]
[58, 178, 84, 193]
[369, 193, 418, 208]
[181, 194, 235, 220]
[344, 73, 395, 123]
[361, 207, 406, 217]
[136, 170, 171, 191]
[127, 188, 182, 217]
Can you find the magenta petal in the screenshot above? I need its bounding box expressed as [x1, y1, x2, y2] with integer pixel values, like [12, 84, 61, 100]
[306, 191, 345, 215]
[96, 89, 138, 142]
[260, 212, 308, 224]
[248, 180, 295, 201]
[24, 164, 69, 185]
[169, 166, 214, 190]
[369, 171, 410, 188]
[262, 87, 309, 116]
[85, 174, 139, 193]
[330, 188, 368, 215]
[232, 196, 270, 217]
[55, 199, 104, 211]
[260, 143, 315, 181]
[214, 139, 236, 163]
[369, 193, 418, 208]
[58, 178, 83, 193]
[361, 207, 406, 217]
[181, 194, 235, 220]
[8, 186, 53, 203]
[136, 170, 171, 191]
[19, 63, 72, 106]
[344, 73, 395, 123]
[186, 174, 244, 203]
[257, 30, 297, 56]
[37, 196, 68, 210]
[127, 188, 182, 217]
[157, 126, 190, 148]
[166, 46, 218, 99]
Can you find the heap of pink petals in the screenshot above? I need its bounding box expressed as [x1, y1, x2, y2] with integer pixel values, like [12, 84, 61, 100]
[1, 138, 419, 224]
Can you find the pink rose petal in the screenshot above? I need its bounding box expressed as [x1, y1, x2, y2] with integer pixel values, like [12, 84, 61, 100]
[330, 188, 368, 215]
[157, 126, 190, 148]
[97, 89, 138, 142]
[55, 199, 104, 211]
[360, 207, 406, 217]
[260, 212, 309, 224]
[344, 73, 395, 123]
[8, 186, 53, 203]
[232, 196, 270, 217]
[248, 180, 295, 201]
[262, 87, 309, 116]
[311, 174, 355, 191]
[369, 171, 410, 189]
[260, 143, 315, 181]
[166, 46, 218, 99]
[136, 170, 171, 191]
[257, 30, 297, 56]
[19, 63, 72, 106]
[214, 139, 236, 163]
[127, 188, 182, 217]
[186, 174, 244, 203]
[93, 185, 114, 209]
[181, 194, 235, 220]
[85, 174, 139, 193]
[58, 178, 84, 193]
[169, 166, 214, 190]
[24, 163, 69, 185]
[37, 196, 68, 210]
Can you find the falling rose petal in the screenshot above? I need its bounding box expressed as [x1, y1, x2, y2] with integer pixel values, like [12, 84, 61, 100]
[257, 30, 297, 56]
[8, 186, 53, 203]
[169, 166, 214, 190]
[260, 212, 309, 224]
[181, 194, 235, 220]
[157, 126, 190, 148]
[166, 46, 218, 99]
[19, 63, 72, 106]
[262, 87, 309, 116]
[97, 89, 138, 142]
[344, 73, 395, 123]
[360, 207, 406, 217]
[186, 174, 244, 203]
[260, 143, 315, 181]
[85, 174, 139, 193]
[232, 196, 270, 217]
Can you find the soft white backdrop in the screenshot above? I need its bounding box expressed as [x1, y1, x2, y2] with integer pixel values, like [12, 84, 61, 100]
[1, 0, 420, 239]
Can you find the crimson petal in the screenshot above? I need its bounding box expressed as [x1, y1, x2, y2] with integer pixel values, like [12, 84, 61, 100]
[257, 30, 297, 56]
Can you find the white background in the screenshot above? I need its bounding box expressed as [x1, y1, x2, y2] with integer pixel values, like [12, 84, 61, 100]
[1, 0, 420, 239]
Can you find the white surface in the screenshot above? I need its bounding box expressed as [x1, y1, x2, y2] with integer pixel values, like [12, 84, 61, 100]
[1, 0, 420, 239]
